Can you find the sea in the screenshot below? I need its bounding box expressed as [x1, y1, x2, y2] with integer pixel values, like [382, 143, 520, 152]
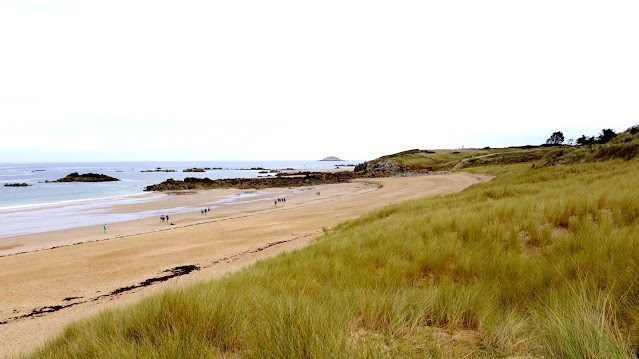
[0, 160, 360, 238]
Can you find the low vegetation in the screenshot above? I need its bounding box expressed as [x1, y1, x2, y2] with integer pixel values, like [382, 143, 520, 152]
[356, 125, 639, 175]
[25, 128, 639, 358]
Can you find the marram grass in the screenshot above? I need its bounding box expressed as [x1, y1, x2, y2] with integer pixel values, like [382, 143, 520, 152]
[25, 159, 639, 358]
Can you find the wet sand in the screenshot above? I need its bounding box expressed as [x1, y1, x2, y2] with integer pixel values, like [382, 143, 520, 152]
[0, 173, 489, 357]
[0, 182, 369, 256]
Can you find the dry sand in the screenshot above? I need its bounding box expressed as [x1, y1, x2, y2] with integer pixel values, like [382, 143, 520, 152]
[0, 173, 489, 357]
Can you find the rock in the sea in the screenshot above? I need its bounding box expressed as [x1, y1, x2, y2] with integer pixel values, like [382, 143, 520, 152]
[183, 168, 206, 172]
[50, 172, 120, 182]
[236, 167, 268, 171]
[4, 182, 31, 187]
[142, 168, 176, 172]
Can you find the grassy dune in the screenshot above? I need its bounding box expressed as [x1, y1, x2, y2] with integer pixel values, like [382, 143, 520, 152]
[25, 141, 639, 358]
[377, 129, 639, 172]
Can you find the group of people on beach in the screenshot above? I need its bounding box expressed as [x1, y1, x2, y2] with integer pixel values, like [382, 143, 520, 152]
[160, 215, 175, 225]
[102, 193, 298, 234]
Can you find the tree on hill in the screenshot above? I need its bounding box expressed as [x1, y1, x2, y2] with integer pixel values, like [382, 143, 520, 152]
[546, 131, 565, 145]
[575, 128, 618, 146]
[576, 135, 596, 146]
[597, 128, 617, 144]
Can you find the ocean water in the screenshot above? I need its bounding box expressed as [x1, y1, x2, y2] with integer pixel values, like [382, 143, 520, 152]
[0, 161, 357, 208]
[0, 161, 359, 238]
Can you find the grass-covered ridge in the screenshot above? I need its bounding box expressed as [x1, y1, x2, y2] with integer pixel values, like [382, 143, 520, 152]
[25, 154, 639, 358]
[357, 127, 639, 174]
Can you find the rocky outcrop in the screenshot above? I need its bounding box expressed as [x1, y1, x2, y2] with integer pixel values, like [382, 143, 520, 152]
[183, 168, 206, 172]
[4, 182, 31, 187]
[144, 171, 357, 191]
[354, 159, 409, 177]
[142, 168, 176, 172]
[50, 173, 120, 182]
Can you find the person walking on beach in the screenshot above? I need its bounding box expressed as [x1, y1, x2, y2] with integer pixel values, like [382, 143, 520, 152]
[102, 223, 107, 233]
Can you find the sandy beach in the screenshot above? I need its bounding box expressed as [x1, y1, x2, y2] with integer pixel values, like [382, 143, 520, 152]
[0, 181, 371, 256]
[0, 173, 489, 357]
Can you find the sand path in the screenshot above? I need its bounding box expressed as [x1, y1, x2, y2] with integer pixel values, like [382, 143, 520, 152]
[0, 173, 488, 357]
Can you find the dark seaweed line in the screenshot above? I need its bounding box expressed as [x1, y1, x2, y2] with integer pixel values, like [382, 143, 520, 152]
[0, 233, 318, 326]
[0, 265, 200, 325]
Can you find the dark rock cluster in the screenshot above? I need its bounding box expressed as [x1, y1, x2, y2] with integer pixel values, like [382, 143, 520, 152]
[49, 172, 120, 182]
[354, 159, 409, 177]
[144, 171, 357, 191]
[4, 182, 31, 187]
[142, 168, 176, 172]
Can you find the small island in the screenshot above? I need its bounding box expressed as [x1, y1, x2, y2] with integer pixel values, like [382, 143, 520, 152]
[183, 168, 206, 172]
[142, 168, 176, 173]
[4, 182, 31, 187]
[49, 172, 120, 182]
[320, 156, 343, 161]
[237, 167, 268, 171]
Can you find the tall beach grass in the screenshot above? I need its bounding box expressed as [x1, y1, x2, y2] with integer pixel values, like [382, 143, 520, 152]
[25, 158, 639, 358]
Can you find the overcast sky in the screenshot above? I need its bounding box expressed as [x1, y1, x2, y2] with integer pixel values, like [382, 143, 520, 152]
[1, 0, 638, 162]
